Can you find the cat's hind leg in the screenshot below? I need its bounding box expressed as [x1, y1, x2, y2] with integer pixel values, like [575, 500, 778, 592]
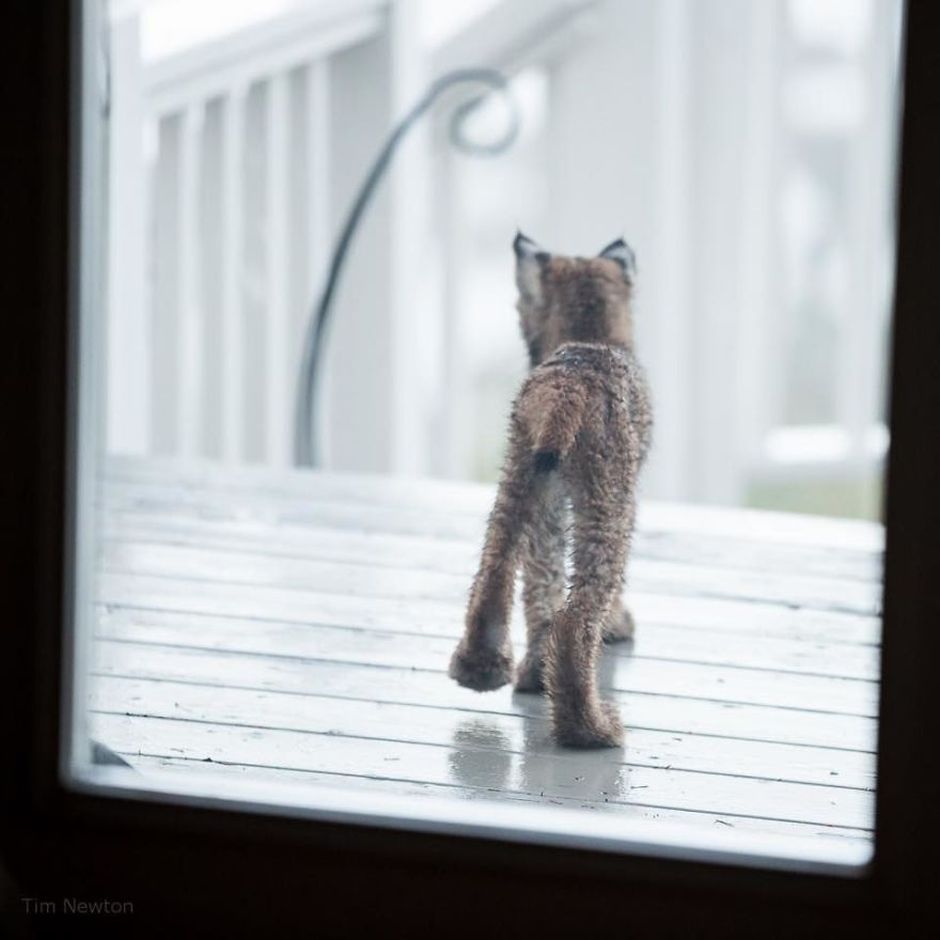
[515, 472, 567, 693]
[449, 433, 539, 692]
[544, 471, 634, 747]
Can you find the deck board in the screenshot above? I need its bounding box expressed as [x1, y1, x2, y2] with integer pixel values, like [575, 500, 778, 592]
[93, 643, 877, 751]
[90, 676, 875, 789]
[98, 600, 880, 679]
[92, 457, 884, 855]
[125, 755, 870, 843]
[96, 613, 877, 714]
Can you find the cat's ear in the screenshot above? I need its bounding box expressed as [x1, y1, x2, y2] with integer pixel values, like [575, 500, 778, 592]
[598, 237, 636, 281]
[514, 231, 550, 302]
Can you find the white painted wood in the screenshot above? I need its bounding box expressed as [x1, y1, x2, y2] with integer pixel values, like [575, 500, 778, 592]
[97, 497, 881, 617]
[91, 712, 872, 829]
[264, 73, 291, 466]
[101, 456, 884, 550]
[97, 597, 878, 681]
[435, 150, 469, 478]
[176, 104, 203, 457]
[89, 457, 883, 848]
[150, 115, 181, 454]
[94, 612, 877, 715]
[121, 3, 389, 468]
[143, 1, 383, 117]
[97, 569, 877, 652]
[241, 83, 269, 462]
[127, 755, 870, 846]
[683, 0, 770, 504]
[106, 11, 151, 455]
[92, 640, 878, 752]
[219, 86, 248, 462]
[735, 0, 779, 470]
[197, 97, 225, 458]
[321, 28, 396, 472]
[645, 0, 692, 500]
[429, 0, 597, 76]
[113, 0, 899, 498]
[98, 532, 881, 621]
[386, 0, 435, 475]
[101, 506, 879, 585]
[98, 479, 883, 579]
[90, 676, 876, 790]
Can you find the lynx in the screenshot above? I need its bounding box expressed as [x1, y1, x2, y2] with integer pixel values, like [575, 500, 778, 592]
[449, 233, 653, 748]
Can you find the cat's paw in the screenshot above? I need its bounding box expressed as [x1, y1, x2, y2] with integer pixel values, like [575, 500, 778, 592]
[514, 654, 546, 693]
[554, 701, 624, 749]
[449, 642, 514, 692]
[603, 607, 635, 643]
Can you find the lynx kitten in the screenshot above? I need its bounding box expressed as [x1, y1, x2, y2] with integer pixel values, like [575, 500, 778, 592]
[449, 233, 653, 748]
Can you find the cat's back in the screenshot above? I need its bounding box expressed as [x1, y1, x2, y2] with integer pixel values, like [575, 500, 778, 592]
[539, 342, 650, 418]
[515, 341, 653, 467]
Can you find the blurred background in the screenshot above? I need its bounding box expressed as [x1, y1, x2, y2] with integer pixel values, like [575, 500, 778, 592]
[105, 0, 902, 519]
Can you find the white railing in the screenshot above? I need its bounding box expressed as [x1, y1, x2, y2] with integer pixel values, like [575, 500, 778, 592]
[106, 0, 393, 467]
[106, 0, 900, 515]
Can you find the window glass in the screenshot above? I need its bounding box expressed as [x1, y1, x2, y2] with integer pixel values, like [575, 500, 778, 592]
[69, 0, 902, 869]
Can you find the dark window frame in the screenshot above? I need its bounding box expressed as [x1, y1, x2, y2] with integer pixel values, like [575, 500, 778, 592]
[2, 1, 937, 934]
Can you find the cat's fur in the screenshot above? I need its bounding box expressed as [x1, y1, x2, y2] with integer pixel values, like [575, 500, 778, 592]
[448, 233, 653, 748]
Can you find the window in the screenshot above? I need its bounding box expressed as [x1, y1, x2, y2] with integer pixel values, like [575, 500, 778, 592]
[63, 0, 906, 866]
[11, 0, 940, 932]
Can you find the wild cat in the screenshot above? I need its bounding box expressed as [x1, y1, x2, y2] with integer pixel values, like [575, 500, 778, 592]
[449, 233, 653, 748]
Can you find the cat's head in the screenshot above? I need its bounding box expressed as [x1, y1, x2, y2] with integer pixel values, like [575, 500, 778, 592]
[513, 233, 636, 366]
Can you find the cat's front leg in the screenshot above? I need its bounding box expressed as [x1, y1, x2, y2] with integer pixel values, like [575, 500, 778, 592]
[449, 604, 515, 692]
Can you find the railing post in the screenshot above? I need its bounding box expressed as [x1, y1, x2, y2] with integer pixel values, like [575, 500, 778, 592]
[735, 0, 779, 485]
[436, 148, 469, 479]
[320, 18, 397, 473]
[265, 73, 291, 466]
[648, 0, 693, 500]
[151, 114, 180, 455]
[219, 86, 247, 463]
[386, 0, 433, 475]
[106, 9, 150, 455]
[177, 104, 204, 458]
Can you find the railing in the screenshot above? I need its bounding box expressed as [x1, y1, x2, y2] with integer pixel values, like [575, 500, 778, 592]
[106, 0, 389, 467]
[105, 0, 899, 516]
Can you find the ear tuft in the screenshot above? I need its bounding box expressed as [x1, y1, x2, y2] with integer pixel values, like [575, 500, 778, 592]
[514, 231, 546, 259]
[514, 231, 549, 301]
[598, 237, 637, 280]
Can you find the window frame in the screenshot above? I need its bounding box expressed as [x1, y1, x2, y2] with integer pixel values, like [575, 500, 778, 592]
[2, 1, 938, 933]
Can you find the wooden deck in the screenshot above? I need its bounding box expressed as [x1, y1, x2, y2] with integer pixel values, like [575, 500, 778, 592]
[90, 457, 883, 856]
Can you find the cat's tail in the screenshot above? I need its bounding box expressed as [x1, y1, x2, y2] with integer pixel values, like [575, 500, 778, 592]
[517, 374, 589, 471]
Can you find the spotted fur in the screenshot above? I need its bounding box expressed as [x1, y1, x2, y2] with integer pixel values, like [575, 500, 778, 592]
[449, 234, 653, 748]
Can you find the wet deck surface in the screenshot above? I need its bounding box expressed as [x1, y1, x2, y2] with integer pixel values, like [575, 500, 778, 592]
[90, 457, 883, 853]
